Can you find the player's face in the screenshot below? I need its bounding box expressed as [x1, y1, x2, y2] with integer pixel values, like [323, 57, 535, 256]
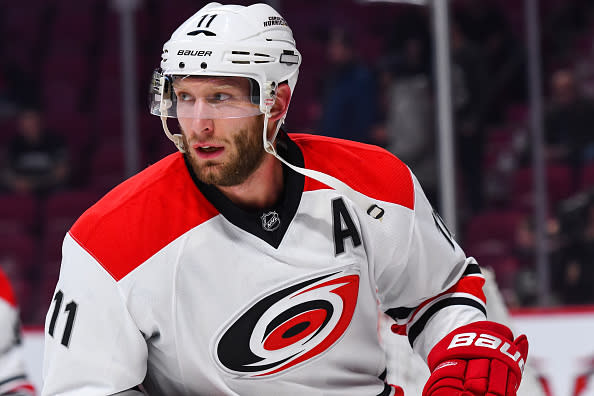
[174, 76, 266, 187]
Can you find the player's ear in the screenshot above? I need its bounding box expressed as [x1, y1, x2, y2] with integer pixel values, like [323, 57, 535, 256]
[268, 83, 291, 122]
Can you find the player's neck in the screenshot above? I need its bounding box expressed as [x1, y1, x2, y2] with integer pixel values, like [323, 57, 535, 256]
[217, 152, 283, 209]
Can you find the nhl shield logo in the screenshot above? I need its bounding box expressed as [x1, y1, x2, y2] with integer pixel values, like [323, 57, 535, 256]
[261, 211, 280, 232]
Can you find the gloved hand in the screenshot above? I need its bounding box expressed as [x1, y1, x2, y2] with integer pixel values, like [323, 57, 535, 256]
[423, 321, 528, 396]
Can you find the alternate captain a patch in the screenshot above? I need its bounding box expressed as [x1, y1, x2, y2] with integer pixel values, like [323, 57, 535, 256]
[213, 267, 360, 378]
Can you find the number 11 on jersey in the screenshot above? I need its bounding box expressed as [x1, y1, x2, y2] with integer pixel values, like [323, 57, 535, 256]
[48, 290, 78, 347]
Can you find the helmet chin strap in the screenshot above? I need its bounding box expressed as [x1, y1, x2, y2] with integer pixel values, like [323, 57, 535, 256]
[262, 113, 385, 220]
[161, 116, 186, 153]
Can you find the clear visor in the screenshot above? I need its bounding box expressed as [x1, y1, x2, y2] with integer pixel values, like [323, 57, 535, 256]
[148, 70, 263, 120]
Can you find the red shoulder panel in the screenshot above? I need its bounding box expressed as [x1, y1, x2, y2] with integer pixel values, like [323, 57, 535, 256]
[290, 134, 414, 210]
[0, 267, 16, 307]
[70, 153, 219, 281]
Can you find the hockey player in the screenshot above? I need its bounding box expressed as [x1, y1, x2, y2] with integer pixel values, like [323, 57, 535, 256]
[0, 269, 36, 396]
[42, 3, 528, 395]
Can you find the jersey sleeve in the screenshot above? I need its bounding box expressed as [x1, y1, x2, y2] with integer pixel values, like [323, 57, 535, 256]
[42, 233, 147, 396]
[374, 172, 487, 361]
[0, 271, 36, 396]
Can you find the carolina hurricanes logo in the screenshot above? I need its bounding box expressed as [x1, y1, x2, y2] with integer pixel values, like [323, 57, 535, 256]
[213, 269, 359, 378]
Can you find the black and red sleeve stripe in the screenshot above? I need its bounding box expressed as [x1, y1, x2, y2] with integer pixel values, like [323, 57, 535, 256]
[385, 263, 487, 347]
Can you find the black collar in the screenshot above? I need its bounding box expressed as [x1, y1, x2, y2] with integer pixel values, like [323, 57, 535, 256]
[184, 134, 305, 248]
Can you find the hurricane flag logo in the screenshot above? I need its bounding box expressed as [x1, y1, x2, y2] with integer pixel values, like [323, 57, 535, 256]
[213, 269, 359, 378]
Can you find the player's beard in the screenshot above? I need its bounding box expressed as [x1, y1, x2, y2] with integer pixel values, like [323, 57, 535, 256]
[182, 117, 266, 187]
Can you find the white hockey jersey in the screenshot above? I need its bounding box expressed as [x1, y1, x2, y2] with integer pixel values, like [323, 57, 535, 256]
[42, 134, 486, 395]
[0, 269, 35, 396]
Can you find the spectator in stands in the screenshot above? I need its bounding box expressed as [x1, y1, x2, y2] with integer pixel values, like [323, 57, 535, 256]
[512, 213, 563, 306]
[318, 27, 379, 143]
[545, 69, 594, 169]
[511, 216, 539, 306]
[374, 10, 436, 202]
[555, 191, 594, 304]
[380, 35, 437, 204]
[1, 109, 69, 196]
[451, 20, 489, 213]
[544, 0, 594, 65]
[454, 0, 526, 126]
[381, 5, 430, 74]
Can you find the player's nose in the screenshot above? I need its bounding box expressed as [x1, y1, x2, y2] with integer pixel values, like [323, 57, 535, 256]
[189, 114, 215, 136]
[187, 99, 216, 135]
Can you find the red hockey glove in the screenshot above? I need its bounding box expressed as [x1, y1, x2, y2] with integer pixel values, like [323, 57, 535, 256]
[423, 321, 528, 396]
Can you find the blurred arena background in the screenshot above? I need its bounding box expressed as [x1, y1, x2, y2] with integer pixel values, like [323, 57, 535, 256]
[1, 0, 594, 394]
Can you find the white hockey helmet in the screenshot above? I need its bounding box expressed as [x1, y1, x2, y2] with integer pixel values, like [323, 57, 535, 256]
[149, 2, 301, 152]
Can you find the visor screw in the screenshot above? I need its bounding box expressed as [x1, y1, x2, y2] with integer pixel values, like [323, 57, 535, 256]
[179, 62, 185, 69]
[200, 62, 207, 69]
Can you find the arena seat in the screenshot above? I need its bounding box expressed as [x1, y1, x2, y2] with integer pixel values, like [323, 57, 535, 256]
[0, 193, 37, 236]
[42, 190, 101, 236]
[0, 234, 36, 283]
[511, 165, 575, 210]
[579, 161, 594, 192]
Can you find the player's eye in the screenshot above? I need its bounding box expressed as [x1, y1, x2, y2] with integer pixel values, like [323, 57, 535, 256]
[209, 92, 231, 102]
[177, 92, 194, 102]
